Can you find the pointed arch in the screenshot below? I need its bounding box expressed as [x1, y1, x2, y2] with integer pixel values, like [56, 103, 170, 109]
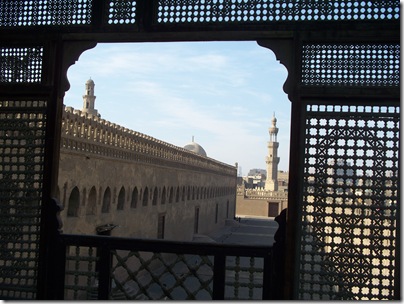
[117, 186, 125, 210]
[131, 187, 138, 208]
[86, 186, 97, 215]
[152, 187, 158, 206]
[142, 187, 149, 206]
[161, 187, 166, 205]
[102, 187, 111, 213]
[168, 187, 173, 204]
[176, 186, 180, 203]
[67, 186, 80, 217]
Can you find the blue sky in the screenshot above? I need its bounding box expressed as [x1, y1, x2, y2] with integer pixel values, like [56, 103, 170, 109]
[64, 41, 291, 175]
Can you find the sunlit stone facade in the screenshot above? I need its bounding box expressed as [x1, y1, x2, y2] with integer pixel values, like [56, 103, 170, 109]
[57, 81, 237, 241]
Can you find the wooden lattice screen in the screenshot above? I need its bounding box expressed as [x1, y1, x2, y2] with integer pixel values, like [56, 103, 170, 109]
[298, 103, 399, 300]
[0, 100, 47, 299]
[295, 41, 400, 300]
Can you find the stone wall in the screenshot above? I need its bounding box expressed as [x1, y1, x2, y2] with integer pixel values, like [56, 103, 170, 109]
[235, 186, 288, 218]
[57, 106, 237, 241]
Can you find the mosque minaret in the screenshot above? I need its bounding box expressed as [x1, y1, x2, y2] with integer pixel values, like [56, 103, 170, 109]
[81, 78, 99, 117]
[265, 113, 280, 191]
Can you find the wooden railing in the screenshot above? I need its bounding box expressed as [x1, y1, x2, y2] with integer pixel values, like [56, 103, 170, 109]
[51, 234, 275, 300]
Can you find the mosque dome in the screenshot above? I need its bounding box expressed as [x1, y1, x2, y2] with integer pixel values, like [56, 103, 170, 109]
[86, 78, 94, 85]
[184, 140, 207, 157]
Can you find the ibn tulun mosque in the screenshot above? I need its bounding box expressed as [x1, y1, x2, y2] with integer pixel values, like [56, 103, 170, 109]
[58, 79, 286, 240]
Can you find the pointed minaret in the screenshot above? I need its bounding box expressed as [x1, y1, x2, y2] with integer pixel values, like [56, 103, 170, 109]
[82, 78, 99, 117]
[265, 113, 280, 191]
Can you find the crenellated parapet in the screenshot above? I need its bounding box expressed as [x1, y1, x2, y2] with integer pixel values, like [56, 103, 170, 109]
[61, 105, 236, 177]
[237, 185, 287, 199]
[244, 189, 288, 200]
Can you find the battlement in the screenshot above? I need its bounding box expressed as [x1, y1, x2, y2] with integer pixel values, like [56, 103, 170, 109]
[61, 105, 236, 176]
[237, 185, 288, 200]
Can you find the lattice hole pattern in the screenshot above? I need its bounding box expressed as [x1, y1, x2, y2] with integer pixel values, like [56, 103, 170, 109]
[302, 44, 400, 87]
[298, 104, 399, 300]
[157, 0, 399, 24]
[0, 100, 47, 300]
[107, 1, 137, 25]
[0, 0, 92, 26]
[0, 0, 399, 27]
[1, 47, 43, 83]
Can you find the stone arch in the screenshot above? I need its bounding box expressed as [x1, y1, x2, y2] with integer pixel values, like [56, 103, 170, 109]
[67, 187, 80, 217]
[175, 186, 180, 203]
[152, 187, 158, 206]
[117, 186, 125, 210]
[131, 187, 138, 208]
[82, 187, 86, 205]
[102, 187, 111, 213]
[86, 186, 97, 215]
[161, 187, 166, 205]
[168, 187, 173, 204]
[182, 186, 185, 201]
[142, 187, 149, 206]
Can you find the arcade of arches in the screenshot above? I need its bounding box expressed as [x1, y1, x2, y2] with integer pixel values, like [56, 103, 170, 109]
[57, 104, 237, 240]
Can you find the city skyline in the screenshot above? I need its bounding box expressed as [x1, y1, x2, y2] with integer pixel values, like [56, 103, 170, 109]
[64, 41, 291, 173]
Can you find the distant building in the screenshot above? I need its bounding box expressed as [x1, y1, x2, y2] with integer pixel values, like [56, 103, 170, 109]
[238, 168, 266, 189]
[247, 168, 266, 176]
